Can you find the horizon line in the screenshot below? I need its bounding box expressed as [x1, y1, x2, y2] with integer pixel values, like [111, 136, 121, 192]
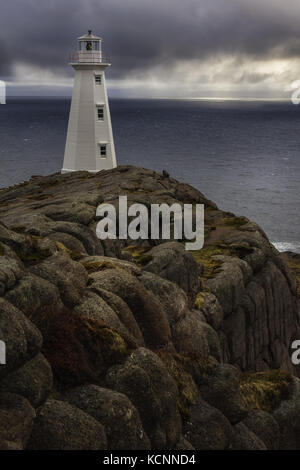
[5, 95, 293, 102]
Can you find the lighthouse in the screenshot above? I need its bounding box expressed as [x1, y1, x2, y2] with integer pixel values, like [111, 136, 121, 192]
[62, 31, 117, 173]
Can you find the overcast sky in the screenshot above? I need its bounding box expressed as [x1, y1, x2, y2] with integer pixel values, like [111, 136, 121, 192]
[2, 0, 300, 98]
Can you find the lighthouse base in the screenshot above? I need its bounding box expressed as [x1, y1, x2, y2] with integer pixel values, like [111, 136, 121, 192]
[61, 168, 104, 174]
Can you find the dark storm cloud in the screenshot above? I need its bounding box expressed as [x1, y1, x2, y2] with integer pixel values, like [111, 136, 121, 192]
[1, 0, 300, 81]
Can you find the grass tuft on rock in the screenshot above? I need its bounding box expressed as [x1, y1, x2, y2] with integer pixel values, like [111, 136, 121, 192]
[194, 292, 205, 310]
[221, 216, 248, 229]
[240, 370, 293, 413]
[156, 351, 217, 420]
[156, 351, 199, 420]
[122, 245, 153, 266]
[55, 241, 84, 261]
[191, 244, 228, 279]
[191, 240, 254, 283]
[82, 260, 127, 274]
[15, 236, 52, 265]
[180, 353, 217, 387]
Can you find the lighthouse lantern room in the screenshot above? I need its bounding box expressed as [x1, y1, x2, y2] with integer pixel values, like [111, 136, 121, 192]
[62, 31, 117, 173]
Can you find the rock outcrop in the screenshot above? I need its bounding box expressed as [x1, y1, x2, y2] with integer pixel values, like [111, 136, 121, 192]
[0, 165, 299, 450]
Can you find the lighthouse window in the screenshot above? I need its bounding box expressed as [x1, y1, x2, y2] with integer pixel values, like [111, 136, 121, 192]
[95, 75, 102, 84]
[97, 107, 104, 120]
[99, 144, 107, 158]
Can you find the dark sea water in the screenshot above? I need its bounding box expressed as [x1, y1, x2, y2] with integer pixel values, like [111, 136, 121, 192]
[0, 98, 299, 252]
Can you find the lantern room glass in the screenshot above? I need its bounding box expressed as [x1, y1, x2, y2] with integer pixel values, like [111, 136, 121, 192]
[79, 40, 100, 51]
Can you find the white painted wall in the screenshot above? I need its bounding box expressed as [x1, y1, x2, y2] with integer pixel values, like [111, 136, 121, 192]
[62, 63, 117, 173]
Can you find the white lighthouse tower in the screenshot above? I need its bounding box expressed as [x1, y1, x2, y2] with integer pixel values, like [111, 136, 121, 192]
[62, 31, 117, 173]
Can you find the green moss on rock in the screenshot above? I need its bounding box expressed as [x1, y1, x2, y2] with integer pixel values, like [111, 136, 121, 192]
[55, 241, 84, 261]
[122, 245, 153, 266]
[42, 308, 131, 388]
[191, 245, 228, 280]
[240, 370, 293, 413]
[156, 351, 218, 420]
[15, 237, 52, 265]
[221, 216, 248, 229]
[82, 260, 126, 273]
[191, 240, 254, 283]
[156, 351, 199, 419]
[0, 243, 5, 256]
[180, 353, 217, 387]
[194, 292, 205, 310]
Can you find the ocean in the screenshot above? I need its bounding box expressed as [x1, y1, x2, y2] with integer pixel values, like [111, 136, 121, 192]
[0, 97, 299, 253]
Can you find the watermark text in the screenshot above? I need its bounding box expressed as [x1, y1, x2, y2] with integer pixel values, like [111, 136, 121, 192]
[0, 340, 6, 365]
[0, 80, 6, 104]
[96, 196, 204, 250]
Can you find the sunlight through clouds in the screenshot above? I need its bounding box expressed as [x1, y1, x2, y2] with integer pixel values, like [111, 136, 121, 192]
[2, 0, 300, 98]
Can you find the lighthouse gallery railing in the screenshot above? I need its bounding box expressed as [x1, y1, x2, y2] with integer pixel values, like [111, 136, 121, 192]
[69, 52, 111, 64]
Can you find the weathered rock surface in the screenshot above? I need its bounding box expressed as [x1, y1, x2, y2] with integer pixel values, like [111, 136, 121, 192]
[63, 384, 150, 450]
[183, 399, 233, 450]
[106, 348, 181, 449]
[243, 409, 280, 450]
[0, 299, 42, 379]
[0, 392, 35, 450]
[27, 399, 107, 450]
[0, 165, 299, 450]
[0, 353, 53, 408]
[272, 378, 300, 449]
[89, 269, 173, 350]
[142, 242, 203, 307]
[197, 364, 247, 424]
[30, 252, 88, 307]
[231, 422, 267, 450]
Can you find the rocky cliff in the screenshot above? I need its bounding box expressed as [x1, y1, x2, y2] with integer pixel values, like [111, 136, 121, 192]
[0, 165, 299, 450]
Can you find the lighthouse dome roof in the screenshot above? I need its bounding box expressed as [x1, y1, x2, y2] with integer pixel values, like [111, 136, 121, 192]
[78, 30, 102, 40]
